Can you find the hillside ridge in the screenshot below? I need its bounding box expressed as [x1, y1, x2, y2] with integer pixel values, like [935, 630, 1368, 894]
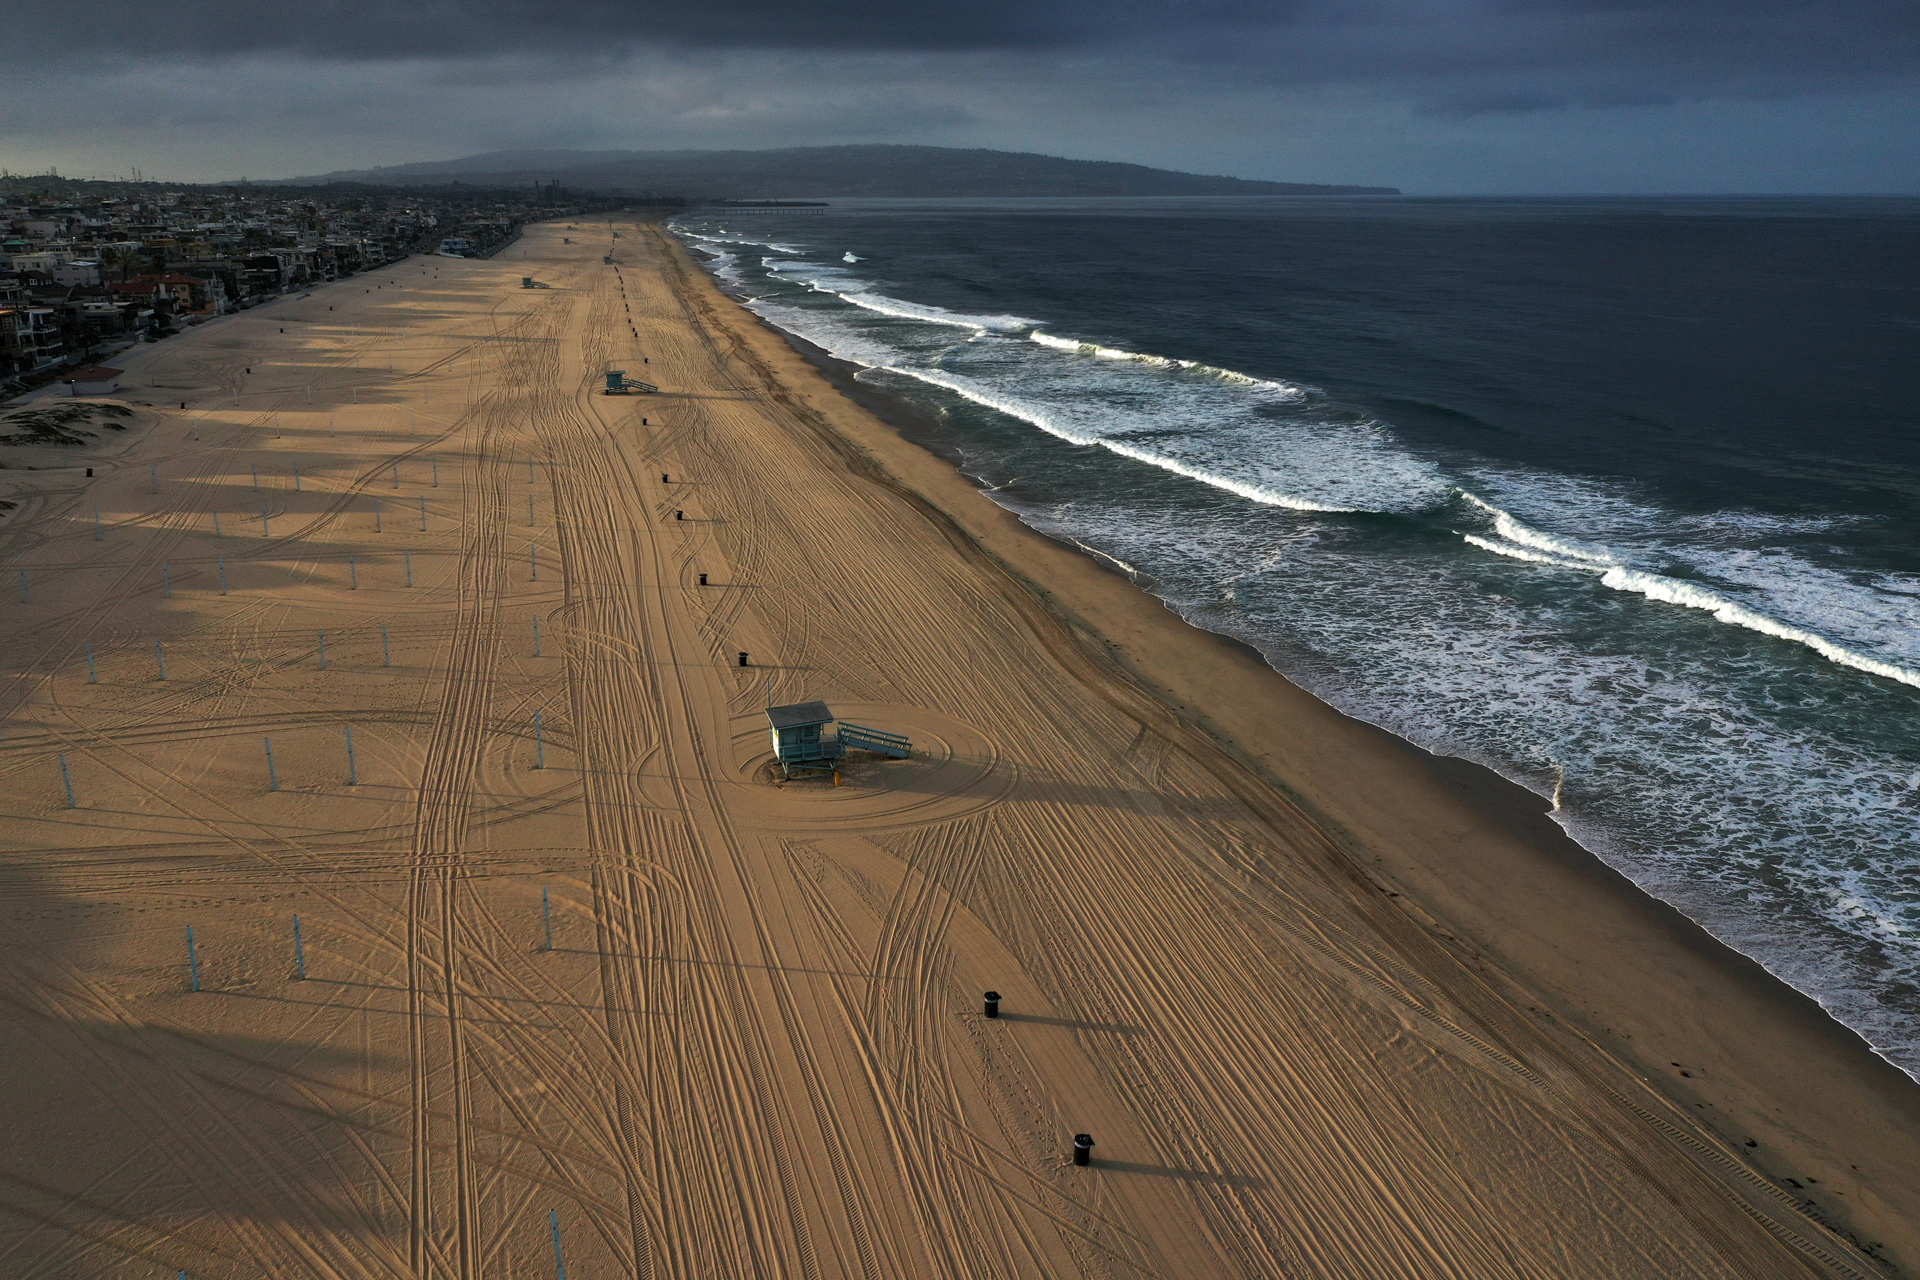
[273, 144, 1398, 197]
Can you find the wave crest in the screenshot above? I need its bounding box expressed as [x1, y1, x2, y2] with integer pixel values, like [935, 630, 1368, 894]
[1597, 567, 1920, 689]
[1460, 533, 1591, 568]
[833, 290, 1037, 332]
[879, 365, 1357, 513]
[1030, 330, 1300, 393]
[1460, 492, 1620, 566]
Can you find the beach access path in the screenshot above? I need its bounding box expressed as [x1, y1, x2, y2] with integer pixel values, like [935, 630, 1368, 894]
[0, 220, 1909, 1279]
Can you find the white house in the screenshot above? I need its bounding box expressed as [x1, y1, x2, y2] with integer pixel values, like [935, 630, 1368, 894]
[11, 249, 76, 274]
[49, 260, 100, 287]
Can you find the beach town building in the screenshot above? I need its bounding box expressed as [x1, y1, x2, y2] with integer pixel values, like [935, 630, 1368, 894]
[0, 172, 627, 391]
[60, 364, 123, 396]
[47, 260, 101, 287]
[115, 274, 212, 315]
[0, 304, 64, 372]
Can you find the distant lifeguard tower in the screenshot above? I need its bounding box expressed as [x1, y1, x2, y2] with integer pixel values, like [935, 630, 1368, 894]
[767, 702, 910, 778]
[604, 370, 657, 395]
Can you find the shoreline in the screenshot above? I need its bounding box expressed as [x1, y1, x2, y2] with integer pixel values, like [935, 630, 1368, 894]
[780, 308, 1918, 1068]
[6, 219, 1913, 1276]
[666, 225, 1920, 1269]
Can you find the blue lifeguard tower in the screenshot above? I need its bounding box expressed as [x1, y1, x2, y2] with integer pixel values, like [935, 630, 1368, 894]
[767, 702, 910, 778]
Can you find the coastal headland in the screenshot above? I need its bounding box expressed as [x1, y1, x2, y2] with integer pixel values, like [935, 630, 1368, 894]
[0, 218, 1914, 1278]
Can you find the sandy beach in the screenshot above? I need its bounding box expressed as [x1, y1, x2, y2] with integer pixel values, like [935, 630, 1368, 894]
[1, 218, 1915, 1279]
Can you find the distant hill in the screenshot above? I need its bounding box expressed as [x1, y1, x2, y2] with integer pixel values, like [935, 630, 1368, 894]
[273, 146, 1397, 198]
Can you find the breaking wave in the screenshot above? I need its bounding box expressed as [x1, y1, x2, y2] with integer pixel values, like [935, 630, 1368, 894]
[1030, 330, 1302, 393]
[1597, 566, 1920, 689]
[879, 365, 1358, 512]
[686, 224, 1920, 692]
[830, 291, 1037, 332]
[1460, 492, 1621, 567]
[1459, 533, 1590, 568]
[1458, 497, 1920, 687]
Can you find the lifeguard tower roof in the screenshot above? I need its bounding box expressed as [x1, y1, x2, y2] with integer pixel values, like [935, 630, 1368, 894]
[767, 701, 834, 730]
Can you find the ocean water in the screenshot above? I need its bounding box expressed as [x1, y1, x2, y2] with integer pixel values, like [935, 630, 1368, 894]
[669, 197, 1920, 1074]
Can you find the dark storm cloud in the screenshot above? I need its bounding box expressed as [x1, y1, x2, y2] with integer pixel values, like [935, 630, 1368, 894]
[5, 0, 1916, 192]
[13, 0, 1288, 59]
[17, 0, 1917, 87]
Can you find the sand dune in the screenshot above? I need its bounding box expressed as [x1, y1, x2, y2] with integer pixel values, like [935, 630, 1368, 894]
[0, 222, 1908, 1279]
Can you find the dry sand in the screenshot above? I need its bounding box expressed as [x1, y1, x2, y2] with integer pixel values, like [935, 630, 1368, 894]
[0, 220, 1914, 1279]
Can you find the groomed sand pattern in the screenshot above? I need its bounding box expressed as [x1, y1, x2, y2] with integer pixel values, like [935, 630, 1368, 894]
[0, 223, 1884, 1278]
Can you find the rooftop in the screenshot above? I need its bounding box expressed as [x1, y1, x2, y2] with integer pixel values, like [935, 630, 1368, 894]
[766, 701, 834, 730]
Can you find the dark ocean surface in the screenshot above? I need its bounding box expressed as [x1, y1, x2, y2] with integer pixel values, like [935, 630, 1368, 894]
[669, 196, 1920, 1073]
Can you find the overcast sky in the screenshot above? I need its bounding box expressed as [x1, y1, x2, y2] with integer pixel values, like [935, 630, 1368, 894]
[4, 0, 1916, 192]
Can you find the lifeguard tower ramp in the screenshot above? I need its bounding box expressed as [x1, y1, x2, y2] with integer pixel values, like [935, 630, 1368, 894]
[767, 702, 910, 778]
[839, 722, 910, 758]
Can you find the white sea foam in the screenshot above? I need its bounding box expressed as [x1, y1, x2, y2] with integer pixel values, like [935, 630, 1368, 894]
[1878, 573, 1920, 598]
[697, 233, 805, 254]
[832, 290, 1036, 331]
[707, 251, 744, 287]
[762, 258, 860, 287]
[878, 365, 1361, 512]
[692, 222, 1920, 692]
[1030, 330, 1301, 393]
[746, 299, 911, 370]
[1452, 484, 1920, 687]
[1460, 533, 1591, 568]
[1460, 492, 1620, 566]
[1066, 537, 1146, 578]
[738, 266, 1453, 513]
[1598, 566, 1920, 688]
[1684, 548, 1920, 668]
[760, 256, 1038, 331]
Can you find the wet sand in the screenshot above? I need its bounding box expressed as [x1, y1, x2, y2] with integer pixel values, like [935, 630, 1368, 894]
[0, 219, 1912, 1279]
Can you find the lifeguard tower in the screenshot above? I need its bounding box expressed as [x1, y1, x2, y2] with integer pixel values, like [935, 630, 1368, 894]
[604, 370, 658, 395]
[767, 702, 910, 778]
